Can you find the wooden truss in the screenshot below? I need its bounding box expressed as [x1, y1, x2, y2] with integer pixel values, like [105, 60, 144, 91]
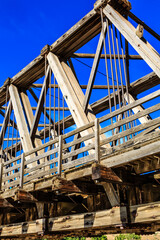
[0, 0, 160, 237]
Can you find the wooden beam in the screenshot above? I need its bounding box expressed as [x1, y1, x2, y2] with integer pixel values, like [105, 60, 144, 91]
[0, 197, 14, 208]
[129, 72, 160, 96]
[101, 139, 160, 169]
[0, 101, 12, 146]
[103, 5, 160, 78]
[134, 157, 160, 174]
[92, 163, 122, 183]
[0, 218, 46, 236]
[0, 108, 17, 130]
[1, 201, 160, 236]
[72, 53, 142, 60]
[101, 182, 120, 207]
[125, 93, 151, 124]
[60, 59, 110, 148]
[14, 190, 37, 202]
[3, 72, 159, 155]
[0, 7, 101, 108]
[52, 177, 104, 195]
[29, 66, 50, 140]
[20, 91, 45, 164]
[130, 201, 160, 224]
[47, 53, 95, 142]
[28, 88, 55, 125]
[83, 21, 107, 111]
[9, 84, 36, 166]
[52, 177, 81, 193]
[32, 83, 123, 89]
[48, 206, 127, 232]
[128, 11, 160, 42]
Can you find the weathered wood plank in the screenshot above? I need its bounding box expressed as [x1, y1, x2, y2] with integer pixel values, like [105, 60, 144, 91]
[101, 140, 160, 168]
[48, 207, 127, 232]
[0, 218, 46, 236]
[103, 5, 160, 77]
[9, 84, 36, 166]
[83, 21, 107, 111]
[130, 202, 160, 224]
[72, 53, 142, 59]
[101, 182, 120, 207]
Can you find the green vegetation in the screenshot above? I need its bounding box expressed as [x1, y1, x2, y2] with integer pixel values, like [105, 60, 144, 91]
[38, 234, 142, 240]
[63, 236, 107, 240]
[115, 233, 141, 240]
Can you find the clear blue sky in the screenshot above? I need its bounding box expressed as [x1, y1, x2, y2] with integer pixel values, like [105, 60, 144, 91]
[0, 0, 159, 87]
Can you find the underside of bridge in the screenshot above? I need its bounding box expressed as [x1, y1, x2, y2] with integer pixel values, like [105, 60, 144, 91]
[0, 0, 160, 238]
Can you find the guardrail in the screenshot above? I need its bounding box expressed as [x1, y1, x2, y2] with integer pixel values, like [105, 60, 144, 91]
[0, 89, 160, 191]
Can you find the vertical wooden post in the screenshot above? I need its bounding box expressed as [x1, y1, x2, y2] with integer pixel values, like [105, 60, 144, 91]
[58, 135, 63, 176]
[95, 118, 100, 163]
[0, 163, 3, 191]
[20, 153, 25, 189]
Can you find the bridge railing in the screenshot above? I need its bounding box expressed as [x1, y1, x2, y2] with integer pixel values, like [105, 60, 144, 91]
[0, 89, 160, 191]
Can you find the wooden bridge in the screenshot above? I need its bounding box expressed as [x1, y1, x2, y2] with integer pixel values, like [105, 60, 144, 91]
[0, 0, 160, 238]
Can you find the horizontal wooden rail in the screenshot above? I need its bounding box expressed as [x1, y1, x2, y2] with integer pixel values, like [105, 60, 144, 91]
[1, 89, 160, 191]
[100, 117, 160, 147]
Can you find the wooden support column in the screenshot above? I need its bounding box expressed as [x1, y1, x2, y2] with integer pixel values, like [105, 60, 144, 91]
[9, 84, 36, 166]
[29, 66, 50, 140]
[95, 119, 100, 163]
[92, 163, 121, 207]
[103, 5, 160, 78]
[102, 182, 120, 207]
[0, 101, 12, 146]
[57, 135, 63, 176]
[19, 153, 25, 189]
[20, 91, 45, 163]
[0, 162, 3, 191]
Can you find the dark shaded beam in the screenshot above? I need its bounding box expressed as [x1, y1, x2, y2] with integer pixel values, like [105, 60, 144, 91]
[129, 72, 160, 96]
[31, 84, 123, 89]
[128, 11, 160, 41]
[72, 53, 142, 59]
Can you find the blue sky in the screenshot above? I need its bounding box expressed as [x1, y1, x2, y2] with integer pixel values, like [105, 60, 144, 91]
[0, 0, 159, 87]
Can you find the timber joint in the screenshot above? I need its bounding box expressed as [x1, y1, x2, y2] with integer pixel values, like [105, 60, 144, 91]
[41, 44, 51, 57]
[3, 77, 11, 88]
[94, 0, 131, 12]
